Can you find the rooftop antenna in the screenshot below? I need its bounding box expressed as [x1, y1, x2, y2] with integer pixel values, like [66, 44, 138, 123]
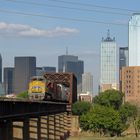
[66, 47, 68, 55]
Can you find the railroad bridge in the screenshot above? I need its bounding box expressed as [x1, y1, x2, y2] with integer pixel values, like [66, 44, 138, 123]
[0, 73, 77, 140]
[0, 99, 71, 140]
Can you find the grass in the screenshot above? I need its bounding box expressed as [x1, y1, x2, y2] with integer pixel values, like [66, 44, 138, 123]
[68, 136, 140, 140]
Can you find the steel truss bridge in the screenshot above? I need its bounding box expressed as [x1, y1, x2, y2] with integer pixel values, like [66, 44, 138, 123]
[0, 99, 71, 140]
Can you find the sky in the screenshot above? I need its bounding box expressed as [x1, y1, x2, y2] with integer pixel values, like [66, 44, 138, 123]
[0, 0, 140, 94]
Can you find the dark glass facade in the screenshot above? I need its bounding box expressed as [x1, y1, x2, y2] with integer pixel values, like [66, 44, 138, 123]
[36, 66, 56, 76]
[4, 68, 14, 94]
[119, 47, 128, 70]
[58, 55, 78, 72]
[14, 57, 36, 94]
[42, 67, 56, 73]
[58, 55, 84, 92]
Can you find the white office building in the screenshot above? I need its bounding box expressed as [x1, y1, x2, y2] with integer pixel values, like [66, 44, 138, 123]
[129, 13, 140, 66]
[82, 72, 93, 95]
[100, 30, 119, 91]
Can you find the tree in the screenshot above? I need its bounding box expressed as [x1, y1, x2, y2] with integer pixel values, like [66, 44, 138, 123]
[136, 116, 140, 132]
[16, 91, 29, 99]
[72, 101, 92, 116]
[80, 105, 124, 136]
[119, 102, 137, 123]
[94, 89, 124, 110]
[119, 102, 138, 137]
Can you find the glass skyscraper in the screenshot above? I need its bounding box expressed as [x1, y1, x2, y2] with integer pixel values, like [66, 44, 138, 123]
[100, 31, 118, 91]
[14, 57, 36, 94]
[119, 47, 128, 70]
[58, 54, 84, 92]
[58, 55, 78, 72]
[129, 13, 140, 66]
[4, 67, 14, 94]
[82, 73, 93, 95]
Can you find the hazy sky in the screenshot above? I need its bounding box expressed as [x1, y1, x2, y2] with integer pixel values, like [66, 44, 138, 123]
[0, 0, 140, 94]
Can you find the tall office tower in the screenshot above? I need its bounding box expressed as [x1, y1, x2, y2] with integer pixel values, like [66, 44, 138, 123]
[119, 47, 129, 70]
[82, 72, 93, 95]
[14, 57, 36, 94]
[4, 67, 14, 94]
[129, 13, 140, 66]
[58, 55, 78, 72]
[119, 47, 128, 91]
[100, 30, 119, 92]
[0, 54, 2, 83]
[58, 54, 84, 92]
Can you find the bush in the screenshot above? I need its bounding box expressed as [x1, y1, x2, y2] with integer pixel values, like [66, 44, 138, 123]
[16, 91, 28, 99]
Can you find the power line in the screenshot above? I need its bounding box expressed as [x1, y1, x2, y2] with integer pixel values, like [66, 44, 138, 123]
[3, 0, 131, 16]
[0, 8, 139, 28]
[0, 8, 128, 26]
[47, 0, 140, 13]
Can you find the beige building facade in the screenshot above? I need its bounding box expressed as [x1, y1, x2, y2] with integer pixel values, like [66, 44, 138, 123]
[100, 83, 119, 92]
[121, 66, 140, 106]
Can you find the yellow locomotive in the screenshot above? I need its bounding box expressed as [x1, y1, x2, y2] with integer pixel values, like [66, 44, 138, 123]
[28, 76, 46, 100]
[28, 76, 70, 101]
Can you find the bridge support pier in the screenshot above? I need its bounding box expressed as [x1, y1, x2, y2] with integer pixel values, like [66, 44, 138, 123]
[37, 117, 41, 140]
[0, 120, 13, 140]
[59, 113, 64, 139]
[23, 118, 29, 140]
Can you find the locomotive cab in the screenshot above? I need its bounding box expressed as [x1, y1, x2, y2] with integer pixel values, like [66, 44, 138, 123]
[28, 76, 46, 100]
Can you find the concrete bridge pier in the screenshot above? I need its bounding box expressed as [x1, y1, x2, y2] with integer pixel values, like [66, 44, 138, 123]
[23, 118, 29, 140]
[0, 120, 13, 140]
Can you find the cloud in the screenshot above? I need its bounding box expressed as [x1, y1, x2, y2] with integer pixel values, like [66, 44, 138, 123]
[0, 22, 79, 37]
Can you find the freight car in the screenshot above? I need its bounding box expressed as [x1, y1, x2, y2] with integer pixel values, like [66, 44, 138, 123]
[28, 76, 70, 102]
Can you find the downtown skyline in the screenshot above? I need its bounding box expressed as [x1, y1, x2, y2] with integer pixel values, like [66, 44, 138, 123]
[0, 0, 140, 94]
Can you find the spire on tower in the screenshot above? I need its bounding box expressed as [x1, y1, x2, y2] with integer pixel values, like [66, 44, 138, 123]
[107, 29, 110, 38]
[66, 47, 68, 55]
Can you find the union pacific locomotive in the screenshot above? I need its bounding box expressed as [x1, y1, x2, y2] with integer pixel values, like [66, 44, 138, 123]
[28, 76, 70, 102]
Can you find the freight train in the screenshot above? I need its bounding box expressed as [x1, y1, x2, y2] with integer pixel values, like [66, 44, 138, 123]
[28, 76, 70, 102]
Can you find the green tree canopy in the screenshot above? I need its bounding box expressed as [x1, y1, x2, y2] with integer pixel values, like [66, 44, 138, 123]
[72, 101, 92, 116]
[80, 105, 124, 136]
[16, 91, 28, 99]
[119, 102, 137, 123]
[136, 116, 140, 132]
[94, 89, 124, 110]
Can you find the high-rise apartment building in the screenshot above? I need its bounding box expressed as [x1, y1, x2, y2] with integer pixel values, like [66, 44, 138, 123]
[4, 67, 14, 94]
[58, 54, 84, 92]
[82, 73, 93, 95]
[0, 54, 2, 83]
[14, 57, 36, 94]
[129, 13, 140, 66]
[100, 30, 119, 91]
[121, 66, 140, 106]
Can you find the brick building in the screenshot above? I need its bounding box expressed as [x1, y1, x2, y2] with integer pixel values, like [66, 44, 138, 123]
[121, 66, 140, 106]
